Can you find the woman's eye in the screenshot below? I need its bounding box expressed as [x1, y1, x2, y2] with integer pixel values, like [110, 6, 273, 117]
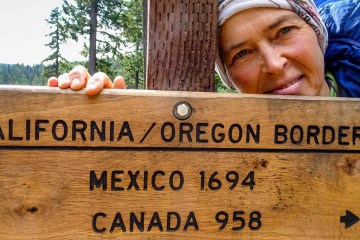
[235, 49, 250, 58]
[278, 26, 293, 36]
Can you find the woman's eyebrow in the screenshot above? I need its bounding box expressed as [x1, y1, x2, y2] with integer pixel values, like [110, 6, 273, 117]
[265, 14, 298, 32]
[223, 41, 247, 57]
[222, 14, 298, 57]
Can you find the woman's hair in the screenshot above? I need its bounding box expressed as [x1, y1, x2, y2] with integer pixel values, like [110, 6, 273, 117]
[216, 0, 328, 90]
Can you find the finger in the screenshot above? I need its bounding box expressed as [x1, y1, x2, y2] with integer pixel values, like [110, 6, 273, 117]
[57, 73, 71, 89]
[113, 76, 126, 89]
[85, 72, 112, 96]
[47, 76, 59, 87]
[68, 65, 90, 90]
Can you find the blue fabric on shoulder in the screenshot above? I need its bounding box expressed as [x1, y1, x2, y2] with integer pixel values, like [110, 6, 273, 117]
[317, 0, 360, 97]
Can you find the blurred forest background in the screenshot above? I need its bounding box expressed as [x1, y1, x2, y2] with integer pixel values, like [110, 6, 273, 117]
[0, 0, 229, 92]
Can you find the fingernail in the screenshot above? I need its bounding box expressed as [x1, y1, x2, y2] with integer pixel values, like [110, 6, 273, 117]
[71, 78, 81, 88]
[87, 82, 96, 90]
[58, 73, 69, 85]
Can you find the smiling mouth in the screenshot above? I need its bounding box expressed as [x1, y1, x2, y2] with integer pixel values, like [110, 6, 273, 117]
[265, 75, 304, 94]
[282, 76, 303, 89]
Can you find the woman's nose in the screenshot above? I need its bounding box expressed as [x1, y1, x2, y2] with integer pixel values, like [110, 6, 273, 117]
[260, 44, 287, 75]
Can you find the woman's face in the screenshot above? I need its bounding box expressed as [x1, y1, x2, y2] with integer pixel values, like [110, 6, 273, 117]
[219, 8, 329, 96]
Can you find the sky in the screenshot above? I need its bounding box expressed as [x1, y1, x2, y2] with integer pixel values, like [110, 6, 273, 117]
[0, 0, 86, 65]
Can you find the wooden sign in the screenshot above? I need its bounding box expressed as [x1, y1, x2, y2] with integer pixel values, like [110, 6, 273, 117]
[0, 86, 359, 239]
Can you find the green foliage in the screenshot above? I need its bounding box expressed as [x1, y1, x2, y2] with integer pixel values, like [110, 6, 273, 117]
[97, 58, 116, 78]
[56, 0, 145, 88]
[39, 0, 227, 91]
[115, 0, 144, 89]
[0, 64, 45, 86]
[3, 1, 229, 91]
[121, 0, 143, 44]
[61, 0, 128, 73]
[215, 72, 237, 93]
[42, 7, 70, 79]
[116, 49, 144, 89]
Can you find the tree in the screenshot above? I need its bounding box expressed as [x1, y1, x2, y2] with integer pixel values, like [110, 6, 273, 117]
[116, 0, 144, 89]
[0, 64, 44, 85]
[42, 7, 69, 79]
[0, 64, 10, 85]
[62, 0, 127, 75]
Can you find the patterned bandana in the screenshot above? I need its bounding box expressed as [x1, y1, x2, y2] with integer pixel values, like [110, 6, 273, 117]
[216, 0, 328, 90]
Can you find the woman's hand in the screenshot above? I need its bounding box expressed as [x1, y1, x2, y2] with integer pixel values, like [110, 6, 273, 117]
[47, 65, 126, 96]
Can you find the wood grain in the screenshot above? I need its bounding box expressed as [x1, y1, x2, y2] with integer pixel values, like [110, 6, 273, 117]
[146, 0, 217, 91]
[1, 86, 359, 151]
[0, 86, 360, 239]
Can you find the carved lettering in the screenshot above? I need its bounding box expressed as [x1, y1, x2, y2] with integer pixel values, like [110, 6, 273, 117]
[92, 212, 107, 233]
[0, 125, 4, 140]
[179, 122, 193, 142]
[160, 122, 260, 144]
[353, 127, 360, 145]
[26, 119, 31, 140]
[35, 120, 50, 140]
[9, 119, 23, 141]
[196, 123, 209, 143]
[147, 212, 163, 232]
[92, 212, 199, 233]
[127, 171, 141, 191]
[89, 171, 107, 191]
[307, 125, 320, 144]
[152, 171, 165, 191]
[161, 122, 176, 142]
[52, 120, 68, 141]
[71, 120, 87, 141]
[90, 170, 185, 191]
[339, 126, 351, 145]
[1, 119, 360, 147]
[0, 119, 135, 142]
[111, 171, 125, 191]
[212, 123, 225, 143]
[117, 121, 134, 142]
[110, 212, 127, 232]
[91, 121, 106, 141]
[274, 125, 359, 145]
[323, 126, 335, 144]
[130, 212, 145, 232]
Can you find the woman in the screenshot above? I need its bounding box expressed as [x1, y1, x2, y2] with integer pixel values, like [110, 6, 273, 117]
[215, 0, 336, 96]
[48, 0, 340, 97]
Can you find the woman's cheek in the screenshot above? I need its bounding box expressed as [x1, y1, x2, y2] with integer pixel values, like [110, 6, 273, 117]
[228, 65, 259, 93]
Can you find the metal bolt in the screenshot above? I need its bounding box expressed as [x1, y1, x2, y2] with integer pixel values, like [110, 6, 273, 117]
[177, 104, 189, 117]
[173, 102, 192, 120]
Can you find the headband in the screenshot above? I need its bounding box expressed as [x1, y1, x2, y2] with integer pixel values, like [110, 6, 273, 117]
[216, 0, 329, 90]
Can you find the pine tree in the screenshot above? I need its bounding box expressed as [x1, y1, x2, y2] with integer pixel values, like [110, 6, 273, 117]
[42, 7, 69, 79]
[62, 0, 128, 75]
[116, 0, 144, 89]
[0, 64, 43, 85]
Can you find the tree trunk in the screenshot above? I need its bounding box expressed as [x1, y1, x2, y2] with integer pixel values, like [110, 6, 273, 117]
[135, 43, 140, 89]
[89, 0, 98, 75]
[55, 23, 60, 77]
[143, 0, 147, 80]
[146, 0, 217, 91]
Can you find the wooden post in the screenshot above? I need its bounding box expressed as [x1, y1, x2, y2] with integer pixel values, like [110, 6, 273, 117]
[145, 0, 217, 91]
